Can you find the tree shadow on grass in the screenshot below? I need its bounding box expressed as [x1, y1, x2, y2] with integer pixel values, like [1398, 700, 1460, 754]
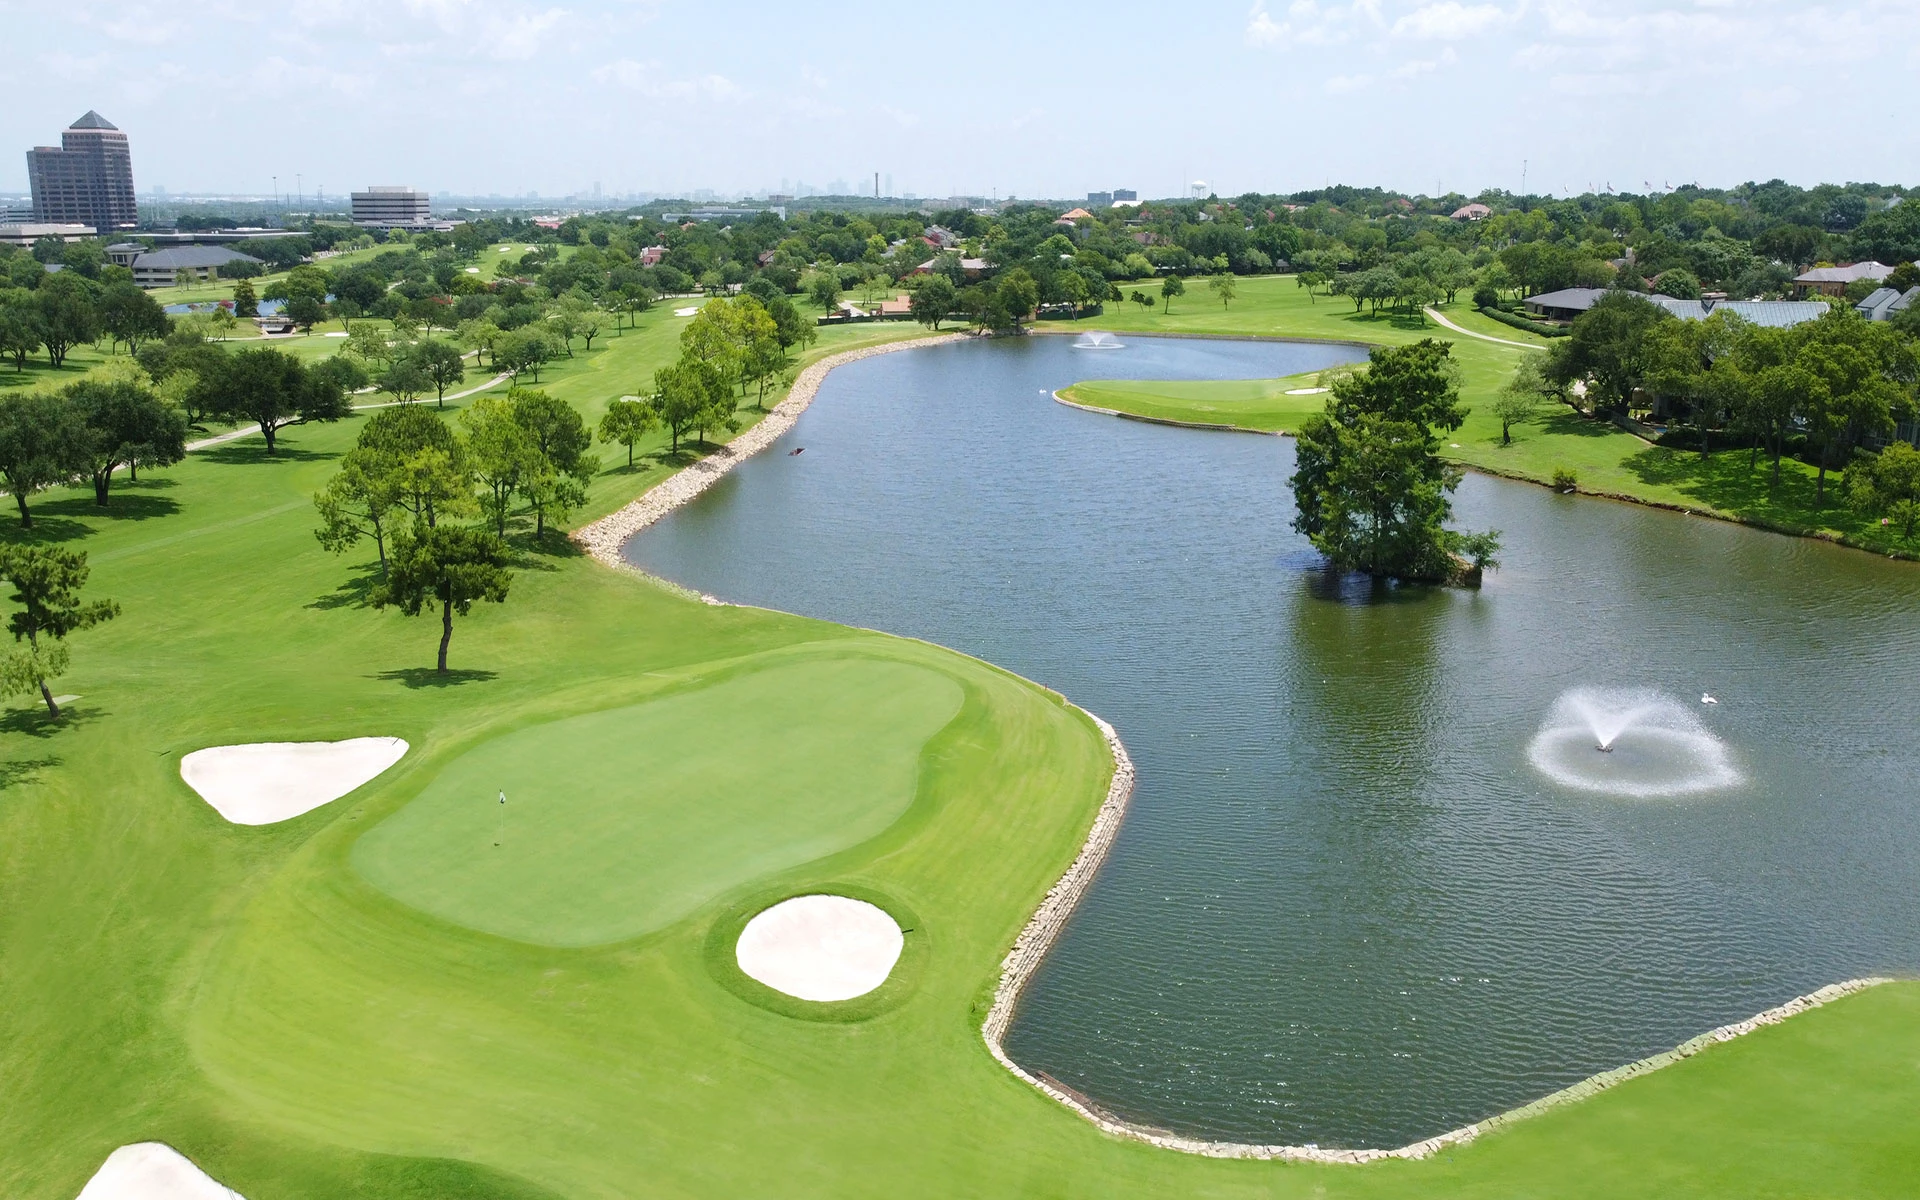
[35, 493, 182, 524]
[0, 756, 60, 791]
[374, 667, 498, 689]
[1620, 444, 1860, 534]
[1538, 408, 1622, 439]
[0, 703, 105, 739]
[308, 562, 384, 610]
[0, 514, 95, 546]
[199, 443, 338, 466]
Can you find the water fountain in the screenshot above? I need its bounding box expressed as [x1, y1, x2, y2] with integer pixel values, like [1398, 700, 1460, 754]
[1072, 331, 1125, 349]
[1527, 687, 1740, 797]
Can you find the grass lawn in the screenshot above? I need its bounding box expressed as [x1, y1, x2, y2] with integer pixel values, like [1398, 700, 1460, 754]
[1066, 276, 1919, 557]
[1062, 370, 1330, 433]
[351, 654, 963, 946]
[4, 298, 1920, 1199]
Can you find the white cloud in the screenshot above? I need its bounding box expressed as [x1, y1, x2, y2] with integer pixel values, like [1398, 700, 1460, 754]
[1392, 2, 1508, 39]
[483, 7, 565, 60]
[590, 59, 745, 100]
[1245, 0, 1285, 44]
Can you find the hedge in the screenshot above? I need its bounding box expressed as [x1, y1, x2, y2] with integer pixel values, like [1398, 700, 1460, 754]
[1478, 305, 1569, 338]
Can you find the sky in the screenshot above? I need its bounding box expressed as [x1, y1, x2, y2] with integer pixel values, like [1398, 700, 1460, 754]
[6, 0, 1918, 203]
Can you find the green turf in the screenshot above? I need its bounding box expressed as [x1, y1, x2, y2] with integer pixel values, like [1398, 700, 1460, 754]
[351, 655, 963, 946]
[1061, 277, 1919, 556]
[1062, 371, 1330, 432]
[5, 299, 1920, 1200]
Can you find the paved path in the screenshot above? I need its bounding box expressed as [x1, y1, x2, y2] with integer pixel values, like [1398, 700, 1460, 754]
[1423, 307, 1543, 351]
[184, 373, 511, 453]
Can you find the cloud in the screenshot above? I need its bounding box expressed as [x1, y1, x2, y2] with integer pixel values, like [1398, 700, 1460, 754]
[590, 59, 745, 101]
[1244, 0, 1387, 49]
[1392, 1, 1508, 38]
[1244, 0, 1285, 44]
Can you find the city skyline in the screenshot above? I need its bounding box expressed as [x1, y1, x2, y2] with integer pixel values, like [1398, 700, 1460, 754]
[7, 1, 1917, 203]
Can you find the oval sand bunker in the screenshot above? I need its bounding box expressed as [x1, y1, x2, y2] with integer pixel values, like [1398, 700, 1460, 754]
[180, 737, 408, 825]
[736, 895, 904, 1002]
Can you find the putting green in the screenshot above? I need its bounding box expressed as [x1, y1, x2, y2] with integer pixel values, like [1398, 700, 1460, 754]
[351, 656, 962, 946]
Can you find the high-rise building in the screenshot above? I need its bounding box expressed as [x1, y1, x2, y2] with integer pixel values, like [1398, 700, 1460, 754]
[26, 111, 137, 230]
[350, 186, 433, 228]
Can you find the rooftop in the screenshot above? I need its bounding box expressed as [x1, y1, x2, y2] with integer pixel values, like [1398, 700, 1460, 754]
[133, 246, 263, 270]
[1794, 261, 1892, 284]
[69, 110, 118, 131]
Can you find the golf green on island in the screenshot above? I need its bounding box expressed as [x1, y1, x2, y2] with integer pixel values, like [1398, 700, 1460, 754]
[5, 174, 1920, 1200]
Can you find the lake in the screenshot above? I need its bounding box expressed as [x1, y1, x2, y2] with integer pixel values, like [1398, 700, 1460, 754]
[625, 333, 1920, 1148]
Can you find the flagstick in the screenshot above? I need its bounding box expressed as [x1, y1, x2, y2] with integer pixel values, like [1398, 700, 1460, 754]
[496, 789, 505, 846]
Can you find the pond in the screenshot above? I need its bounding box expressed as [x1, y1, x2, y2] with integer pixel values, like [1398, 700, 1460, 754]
[624, 334, 1920, 1149]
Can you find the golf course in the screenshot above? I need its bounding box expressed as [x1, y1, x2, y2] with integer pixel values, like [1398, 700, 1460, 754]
[5, 288, 1920, 1200]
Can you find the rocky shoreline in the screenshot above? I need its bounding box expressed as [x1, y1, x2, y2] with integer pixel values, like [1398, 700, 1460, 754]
[571, 328, 1897, 1165]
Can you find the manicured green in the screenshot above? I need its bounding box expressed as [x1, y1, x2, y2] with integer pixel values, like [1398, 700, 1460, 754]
[352, 655, 963, 946]
[1063, 371, 1330, 432]
[1064, 276, 1920, 555]
[4, 300, 1919, 1200]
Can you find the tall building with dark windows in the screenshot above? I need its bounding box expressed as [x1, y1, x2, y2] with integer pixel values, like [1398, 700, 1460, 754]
[27, 111, 137, 230]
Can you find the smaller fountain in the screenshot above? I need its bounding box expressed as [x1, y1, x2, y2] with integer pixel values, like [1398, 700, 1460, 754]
[1073, 331, 1125, 350]
[1527, 687, 1739, 797]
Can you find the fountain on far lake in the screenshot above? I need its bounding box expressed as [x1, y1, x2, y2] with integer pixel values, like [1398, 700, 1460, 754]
[1527, 687, 1740, 797]
[1073, 331, 1125, 349]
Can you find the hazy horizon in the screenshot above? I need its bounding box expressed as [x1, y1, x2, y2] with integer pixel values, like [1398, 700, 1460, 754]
[8, 0, 1917, 203]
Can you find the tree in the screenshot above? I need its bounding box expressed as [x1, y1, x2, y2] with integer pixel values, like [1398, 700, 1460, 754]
[231, 279, 259, 318]
[996, 268, 1038, 328]
[372, 525, 511, 674]
[456, 317, 501, 370]
[36, 272, 99, 368]
[1849, 441, 1920, 540]
[460, 395, 534, 537]
[205, 347, 351, 453]
[806, 270, 841, 312]
[1654, 268, 1703, 299]
[0, 289, 44, 370]
[282, 265, 331, 331]
[494, 328, 553, 382]
[1160, 274, 1185, 313]
[0, 390, 86, 528]
[1491, 357, 1547, 445]
[1130, 289, 1154, 312]
[910, 274, 956, 330]
[315, 446, 401, 577]
[510, 387, 598, 537]
[1289, 340, 1496, 584]
[344, 323, 396, 370]
[378, 355, 431, 405]
[1551, 291, 1670, 416]
[97, 282, 170, 353]
[410, 339, 466, 406]
[68, 378, 188, 505]
[1209, 273, 1238, 309]
[0, 545, 117, 718]
[651, 357, 732, 453]
[599, 396, 660, 469]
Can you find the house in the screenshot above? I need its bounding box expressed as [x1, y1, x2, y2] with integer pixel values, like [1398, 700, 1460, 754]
[877, 294, 912, 319]
[639, 245, 667, 266]
[1792, 261, 1891, 297]
[1523, 287, 1828, 329]
[756, 249, 777, 266]
[128, 245, 263, 289]
[1450, 203, 1491, 221]
[922, 225, 960, 248]
[912, 257, 987, 280]
[1057, 208, 1093, 222]
[1856, 286, 1918, 321]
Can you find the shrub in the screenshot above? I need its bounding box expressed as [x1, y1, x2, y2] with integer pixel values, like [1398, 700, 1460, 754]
[1479, 305, 1570, 338]
[1551, 467, 1578, 491]
[1472, 284, 1499, 309]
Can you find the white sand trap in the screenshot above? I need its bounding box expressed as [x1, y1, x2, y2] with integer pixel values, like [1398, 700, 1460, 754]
[180, 737, 407, 825]
[673, 306, 700, 317]
[1284, 386, 1329, 395]
[736, 895, 903, 1002]
[465, 266, 480, 273]
[323, 331, 349, 337]
[77, 1143, 245, 1200]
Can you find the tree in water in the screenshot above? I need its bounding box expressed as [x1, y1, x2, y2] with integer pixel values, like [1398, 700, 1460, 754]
[1289, 339, 1499, 585]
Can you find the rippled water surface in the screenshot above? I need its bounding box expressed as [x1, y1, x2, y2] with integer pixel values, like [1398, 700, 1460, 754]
[626, 334, 1920, 1148]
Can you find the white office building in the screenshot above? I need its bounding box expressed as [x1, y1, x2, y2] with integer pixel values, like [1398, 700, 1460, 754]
[350, 186, 434, 229]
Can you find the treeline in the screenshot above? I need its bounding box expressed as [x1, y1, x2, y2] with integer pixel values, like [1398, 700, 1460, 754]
[1516, 296, 1920, 529]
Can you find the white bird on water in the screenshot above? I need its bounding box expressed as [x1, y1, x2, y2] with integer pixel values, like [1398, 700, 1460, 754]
[1701, 694, 1719, 705]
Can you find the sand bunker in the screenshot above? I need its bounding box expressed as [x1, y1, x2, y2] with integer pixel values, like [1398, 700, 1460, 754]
[735, 895, 903, 1002]
[180, 737, 408, 825]
[673, 306, 700, 316]
[1284, 386, 1329, 395]
[76, 1143, 245, 1200]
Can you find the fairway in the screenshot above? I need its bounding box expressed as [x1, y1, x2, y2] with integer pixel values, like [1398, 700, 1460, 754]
[1061, 371, 1330, 432]
[352, 655, 963, 946]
